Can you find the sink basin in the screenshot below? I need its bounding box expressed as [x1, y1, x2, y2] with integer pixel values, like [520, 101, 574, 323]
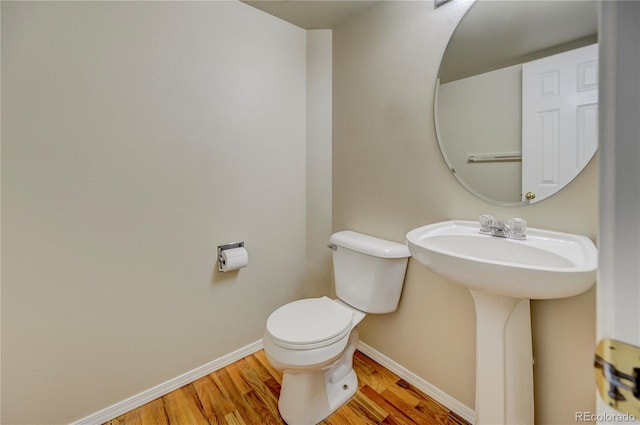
[407, 220, 598, 424]
[406, 220, 597, 299]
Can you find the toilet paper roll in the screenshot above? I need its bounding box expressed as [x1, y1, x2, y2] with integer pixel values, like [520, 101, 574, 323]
[220, 247, 248, 272]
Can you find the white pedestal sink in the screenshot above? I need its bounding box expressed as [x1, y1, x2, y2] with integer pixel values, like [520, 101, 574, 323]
[406, 220, 597, 425]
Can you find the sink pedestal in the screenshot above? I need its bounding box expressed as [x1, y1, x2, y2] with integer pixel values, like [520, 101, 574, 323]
[470, 290, 534, 425]
[406, 221, 597, 425]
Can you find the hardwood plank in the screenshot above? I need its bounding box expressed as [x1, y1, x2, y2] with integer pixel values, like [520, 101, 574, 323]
[227, 361, 252, 395]
[192, 373, 234, 419]
[242, 390, 284, 425]
[214, 368, 262, 425]
[103, 349, 470, 425]
[263, 377, 281, 399]
[382, 387, 448, 425]
[138, 398, 169, 425]
[415, 399, 452, 424]
[253, 350, 282, 385]
[353, 354, 387, 393]
[162, 384, 209, 425]
[348, 391, 390, 423]
[324, 404, 377, 425]
[212, 411, 228, 425]
[360, 385, 417, 425]
[231, 392, 271, 425]
[397, 378, 446, 406]
[237, 357, 281, 421]
[212, 368, 243, 405]
[356, 351, 406, 388]
[243, 353, 274, 383]
[224, 410, 247, 425]
[354, 351, 442, 422]
[395, 379, 452, 423]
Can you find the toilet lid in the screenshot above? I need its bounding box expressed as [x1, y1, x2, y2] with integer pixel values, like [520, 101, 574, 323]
[266, 297, 354, 349]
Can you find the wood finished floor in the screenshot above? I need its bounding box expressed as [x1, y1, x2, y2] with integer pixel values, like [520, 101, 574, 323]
[105, 350, 469, 425]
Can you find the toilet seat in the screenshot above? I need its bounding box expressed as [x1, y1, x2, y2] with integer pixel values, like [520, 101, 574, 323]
[266, 297, 354, 350]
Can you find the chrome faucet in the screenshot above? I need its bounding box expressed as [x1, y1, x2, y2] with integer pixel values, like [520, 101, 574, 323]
[479, 215, 527, 240]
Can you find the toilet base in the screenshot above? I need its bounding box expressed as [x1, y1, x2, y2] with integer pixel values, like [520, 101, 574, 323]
[277, 330, 359, 425]
[279, 368, 357, 425]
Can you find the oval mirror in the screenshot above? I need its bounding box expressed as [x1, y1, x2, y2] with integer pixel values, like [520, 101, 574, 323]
[435, 0, 598, 206]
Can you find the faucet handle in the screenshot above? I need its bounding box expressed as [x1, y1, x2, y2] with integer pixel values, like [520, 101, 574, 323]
[508, 217, 527, 239]
[479, 214, 495, 234]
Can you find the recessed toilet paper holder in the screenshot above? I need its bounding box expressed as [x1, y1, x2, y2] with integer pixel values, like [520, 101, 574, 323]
[218, 241, 245, 272]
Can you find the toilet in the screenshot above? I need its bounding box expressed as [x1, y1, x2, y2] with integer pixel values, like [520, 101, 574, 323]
[263, 230, 411, 424]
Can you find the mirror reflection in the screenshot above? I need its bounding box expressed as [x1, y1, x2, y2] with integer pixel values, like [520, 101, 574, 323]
[435, 1, 598, 205]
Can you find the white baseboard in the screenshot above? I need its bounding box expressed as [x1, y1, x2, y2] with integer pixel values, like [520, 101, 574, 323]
[71, 339, 474, 425]
[70, 340, 264, 425]
[357, 341, 476, 424]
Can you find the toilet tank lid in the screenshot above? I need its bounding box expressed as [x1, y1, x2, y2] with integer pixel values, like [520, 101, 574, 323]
[330, 231, 411, 259]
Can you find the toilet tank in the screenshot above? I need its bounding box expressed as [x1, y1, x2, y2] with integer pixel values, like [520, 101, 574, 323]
[330, 231, 411, 314]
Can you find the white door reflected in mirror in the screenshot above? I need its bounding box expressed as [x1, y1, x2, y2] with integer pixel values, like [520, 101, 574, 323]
[522, 44, 598, 203]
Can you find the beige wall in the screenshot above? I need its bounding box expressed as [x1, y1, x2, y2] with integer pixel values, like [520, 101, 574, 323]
[1, 2, 315, 423]
[305, 30, 334, 298]
[333, 1, 597, 423]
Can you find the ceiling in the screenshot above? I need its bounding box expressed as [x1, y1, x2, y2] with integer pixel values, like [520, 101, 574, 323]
[242, 0, 380, 29]
[242, 0, 598, 81]
[439, 0, 598, 82]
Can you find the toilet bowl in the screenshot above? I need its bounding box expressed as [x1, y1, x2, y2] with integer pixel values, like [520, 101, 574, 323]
[263, 231, 411, 424]
[264, 297, 366, 425]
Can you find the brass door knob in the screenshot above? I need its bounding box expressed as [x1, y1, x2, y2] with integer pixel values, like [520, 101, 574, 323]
[525, 192, 536, 201]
